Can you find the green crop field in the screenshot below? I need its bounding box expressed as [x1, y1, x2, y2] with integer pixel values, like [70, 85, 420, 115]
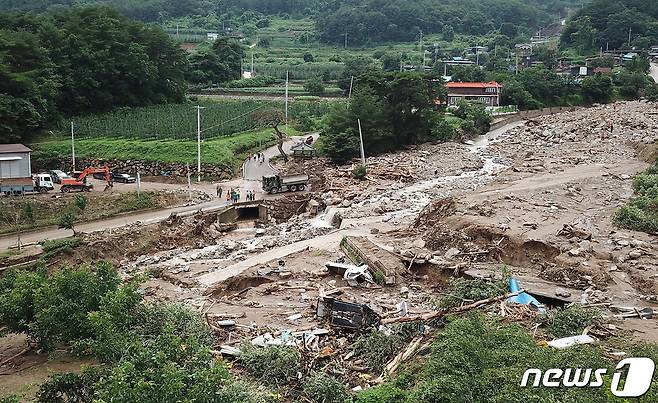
[56, 99, 336, 140]
[33, 127, 301, 171]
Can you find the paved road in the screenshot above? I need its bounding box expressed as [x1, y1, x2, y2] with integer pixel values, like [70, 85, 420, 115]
[243, 133, 319, 180]
[0, 134, 319, 251]
[651, 62, 658, 83]
[0, 198, 234, 251]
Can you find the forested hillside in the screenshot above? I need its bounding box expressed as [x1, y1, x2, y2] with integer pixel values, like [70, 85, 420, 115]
[0, 7, 186, 143]
[561, 0, 658, 51]
[0, 0, 577, 41]
[315, 0, 576, 45]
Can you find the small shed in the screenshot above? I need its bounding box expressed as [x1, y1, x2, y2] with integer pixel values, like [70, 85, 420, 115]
[291, 142, 316, 159]
[0, 144, 32, 179]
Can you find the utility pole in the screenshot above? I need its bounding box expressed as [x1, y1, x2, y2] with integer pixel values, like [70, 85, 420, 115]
[186, 163, 192, 201]
[348, 76, 354, 101]
[195, 106, 205, 183]
[419, 30, 424, 70]
[628, 27, 632, 46]
[344, 32, 348, 48]
[251, 52, 254, 76]
[70, 121, 76, 172]
[475, 45, 480, 66]
[515, 52, 519, 75]
[285, 71, 289, 135]
[136, 172, 141, 197]
[357, 119, 365, 166]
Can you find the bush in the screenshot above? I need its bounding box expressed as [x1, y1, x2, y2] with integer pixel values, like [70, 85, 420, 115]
[355, 383, 408, 403]
[614, 201, 658, 234]
[614, 163, 658, 234]
[353, 330, 405, 373]
[352, 324, 421, 373]
[57, 210, 77, 233]
[225, 75, 277, 88]
[439, 276, 508, 309]
[40, 237, 82, 261]
[633, 172, 658, 195]
[0, 268, 46, 335]
[304, 75, 325, 95]
[37, 368, 100, 403]
[404, 314, 611, 403]
[541, 304, 603, 338]
[0, 263, 120, 349]
[74, 194, 87, 211]
[239, 344, 301, 386]
[352, 165, 367, 180]
[303, 372, 348, 403]
[39, 278, 266, 403]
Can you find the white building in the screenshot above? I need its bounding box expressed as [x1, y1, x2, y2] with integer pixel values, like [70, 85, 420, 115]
[0, 144, 32, 179]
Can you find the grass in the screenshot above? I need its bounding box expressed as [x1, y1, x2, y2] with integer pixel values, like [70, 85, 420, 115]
[40, 237, 83, 261]
[32, 127, 300, 171]
[0, 191, 177, 235]
[238, 344, 301, 387]
[356, 313, 631, 403]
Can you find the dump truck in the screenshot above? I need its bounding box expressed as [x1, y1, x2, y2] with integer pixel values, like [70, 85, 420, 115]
[262, 174, 309, 194]
[0, 174, 54, 195]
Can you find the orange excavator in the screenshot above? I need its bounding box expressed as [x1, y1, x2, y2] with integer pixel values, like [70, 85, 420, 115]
[60, 167, 112, 193]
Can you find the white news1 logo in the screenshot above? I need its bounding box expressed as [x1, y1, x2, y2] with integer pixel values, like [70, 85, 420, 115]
[521, 358, 656, 397]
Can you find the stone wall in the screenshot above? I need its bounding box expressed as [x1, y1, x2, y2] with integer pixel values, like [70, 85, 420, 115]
[490, 106, 583, 130]
[33, 156, 233, 179]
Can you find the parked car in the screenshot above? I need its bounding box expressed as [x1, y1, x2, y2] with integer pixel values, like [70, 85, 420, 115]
[49, 170, 72, 184]
[92, 171, 111, 180]
[112, 172, 136, 183]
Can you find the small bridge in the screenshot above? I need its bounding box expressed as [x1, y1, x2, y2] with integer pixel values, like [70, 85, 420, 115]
[216, 201, 268, 223]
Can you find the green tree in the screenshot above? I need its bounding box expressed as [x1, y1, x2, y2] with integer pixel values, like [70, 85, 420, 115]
[381, 53, 401, 72]
[323, 72, 440, 162]
[501, 80, 542, 110]
[188, 37, 246, 84]
[626, 56, 650, 74]
[337, 55, 380, 92]
[442, 25, 455, 42]
[581, 74, 614, 103]
[58, 210, 77, 235]
[304, 75, 325, 95]
[451, 65, 486, 82]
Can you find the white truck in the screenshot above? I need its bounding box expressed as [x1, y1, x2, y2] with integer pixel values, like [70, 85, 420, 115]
[0, 173, 54, 195]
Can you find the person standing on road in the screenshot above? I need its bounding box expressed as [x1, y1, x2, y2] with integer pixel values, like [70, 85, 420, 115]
[227, 188, 232, 202]
[216, 184, 222, 198]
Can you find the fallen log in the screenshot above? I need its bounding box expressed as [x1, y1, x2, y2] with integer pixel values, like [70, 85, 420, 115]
[381, 290, 523, 325]
[0, 348, 29, 367]
[374, 336, 425, 383]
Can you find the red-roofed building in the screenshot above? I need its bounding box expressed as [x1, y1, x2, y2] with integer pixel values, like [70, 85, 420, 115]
[446, 81, 503, 107]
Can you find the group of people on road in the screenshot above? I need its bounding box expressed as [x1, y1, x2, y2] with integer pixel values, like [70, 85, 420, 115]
[251, 153, 265, 164]
[217, 185, 257, 203]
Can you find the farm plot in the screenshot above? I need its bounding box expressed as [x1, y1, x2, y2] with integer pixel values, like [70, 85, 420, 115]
[58, 99, 334, 140]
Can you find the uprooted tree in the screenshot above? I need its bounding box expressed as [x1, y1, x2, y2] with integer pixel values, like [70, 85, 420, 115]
[252, 109, 288, 163]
